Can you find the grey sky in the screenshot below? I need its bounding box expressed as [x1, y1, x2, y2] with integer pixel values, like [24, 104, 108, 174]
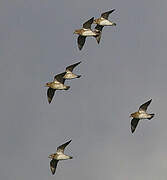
[0, 0, 167, 180]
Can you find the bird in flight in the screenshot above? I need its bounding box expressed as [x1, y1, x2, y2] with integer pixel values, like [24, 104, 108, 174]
[93, 9, 116, 28]
[48, 140, 73, 175]
[45, 72, 70, 104]
[74, 17, 100, 50]
[130, 99, 155, 133]
[93, 9, 116, 43]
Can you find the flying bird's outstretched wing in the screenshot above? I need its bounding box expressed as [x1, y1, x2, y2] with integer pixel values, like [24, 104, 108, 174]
[47, 88, 56, 104]
[83, 17, 94, 29]
[95, 24, 104, 32]
[101, 9, 115, 19]
[131, 118, 140, 133]
[78, 35, 86, 50]
[66, 62, 81, 72]
[54, 72, 66, 84]
[94, 25, 103, 44]
[139, 99, 152, 112]
[57, 140, 72, 153]
[50, 159, 58, 175]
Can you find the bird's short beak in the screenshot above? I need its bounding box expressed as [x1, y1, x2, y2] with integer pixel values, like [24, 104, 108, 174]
[48, 155, 52, 158]
[73, 30, 79, 35]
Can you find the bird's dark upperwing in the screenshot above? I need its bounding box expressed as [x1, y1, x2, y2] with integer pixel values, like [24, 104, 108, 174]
[83, 17, 94, 29]
[95, 24, 104, 32]
[57, 140, 72, 153]
[131, 118, 140, 133]
[54, 72, 66, 84]
[78, 35, 86, 50]
[139, 99, 152, 112]
[47, 88, 56, 104]
[66, 61, 81, 72]
[101, 9, 115, 19]
[50, 159, 58, 175]
[94, 25, 103, 44]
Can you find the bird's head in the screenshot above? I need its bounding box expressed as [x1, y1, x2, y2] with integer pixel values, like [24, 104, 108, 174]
[48, 154, 55, 159]
[45, 82, 51, 87]
[73, 29, 81, 35]
[93, 19, 98, 24]
[130, 113, 136, 118]
[112, 22, 116, 26]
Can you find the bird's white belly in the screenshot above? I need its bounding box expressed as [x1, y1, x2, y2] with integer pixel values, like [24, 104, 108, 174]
[64, 72, 77, 79]
[138, 113, 149, 119]
[82, 30, 96, 36]
[100, 20, 114, 26]
[52, 83, 66, 90]
[57, 154, 70, 160]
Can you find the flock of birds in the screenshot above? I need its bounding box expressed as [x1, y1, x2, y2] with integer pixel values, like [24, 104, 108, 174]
[74, 9, 116, 50]
[45, 9, 155, 175]
[45, 61, 81, 104]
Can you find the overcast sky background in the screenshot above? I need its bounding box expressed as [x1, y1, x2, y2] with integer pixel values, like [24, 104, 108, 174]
[0, 0, 167, 179]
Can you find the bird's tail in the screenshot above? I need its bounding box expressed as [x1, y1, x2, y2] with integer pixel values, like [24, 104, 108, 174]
[77, 75, 81, 78]
[112, 22, 116, 26]
[148, 114, 155, 120]
[65, 86, 70, 90]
